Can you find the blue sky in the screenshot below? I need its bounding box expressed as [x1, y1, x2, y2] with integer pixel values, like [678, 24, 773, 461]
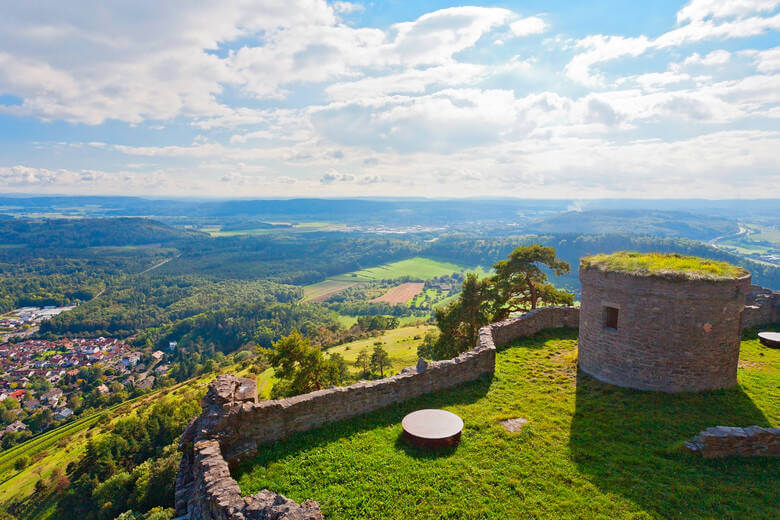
[0, 0, 778, 198]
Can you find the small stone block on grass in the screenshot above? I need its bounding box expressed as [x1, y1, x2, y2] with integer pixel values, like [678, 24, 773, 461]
[500, 417, 528, 433]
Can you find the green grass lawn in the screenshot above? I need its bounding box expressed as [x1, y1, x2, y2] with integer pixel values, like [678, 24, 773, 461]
[235, 329, 778, 520]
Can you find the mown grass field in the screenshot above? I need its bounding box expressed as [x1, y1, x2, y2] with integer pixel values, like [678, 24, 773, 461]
[329, 257, 468, 282]
[235, 329, 779, 520]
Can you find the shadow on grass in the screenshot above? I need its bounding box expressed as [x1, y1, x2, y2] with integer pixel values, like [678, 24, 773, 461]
[569, 370, 779, 519]
[233, 373, 492, 477]
[392, 433, 459, 459]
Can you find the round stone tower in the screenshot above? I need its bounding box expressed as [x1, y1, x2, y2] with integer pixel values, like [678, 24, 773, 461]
[578, 252, 751, 392]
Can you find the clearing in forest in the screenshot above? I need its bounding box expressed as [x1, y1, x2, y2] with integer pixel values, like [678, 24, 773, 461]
[330, 257, 465, 282]
[302, 257, 475, 302]
[371, 282, 425, 304]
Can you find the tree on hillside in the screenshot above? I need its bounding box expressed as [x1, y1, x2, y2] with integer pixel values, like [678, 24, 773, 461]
[430, 273, 493, 359]
[355, 349, 371, 378]
[370, 343, 391, 378]
[489, 244, 573, 321]
[269, 330, 335, 397]
[326, 353, 349, 385]
[426, 245, 573, 360]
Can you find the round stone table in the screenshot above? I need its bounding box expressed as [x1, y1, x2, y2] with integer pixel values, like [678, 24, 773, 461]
[758, 332, 780, 348]
[402, 409, 463, 449]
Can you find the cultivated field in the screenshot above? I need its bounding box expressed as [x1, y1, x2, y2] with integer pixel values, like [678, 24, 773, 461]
[302, 279, 362, 302]
[235, 330, 779, 520]
[302, 257, 480, 303]
[371, 282, 425, 304]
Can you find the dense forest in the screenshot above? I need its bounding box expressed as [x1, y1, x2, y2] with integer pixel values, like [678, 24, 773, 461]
[3, 220, 778, 344]
[0, 218, 201, 248]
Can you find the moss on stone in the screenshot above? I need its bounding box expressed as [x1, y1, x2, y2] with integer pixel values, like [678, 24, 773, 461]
[580, 251, 748, 281]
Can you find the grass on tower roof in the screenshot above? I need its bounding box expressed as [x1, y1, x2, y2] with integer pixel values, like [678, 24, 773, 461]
[580, 251, 749, 281]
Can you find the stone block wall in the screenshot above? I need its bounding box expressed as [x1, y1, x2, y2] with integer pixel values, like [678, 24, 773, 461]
[175, 306, 579, 520]
[743, 285, 780, 329]
[685, 426, 780, 458]
[579, 267, 752, 392]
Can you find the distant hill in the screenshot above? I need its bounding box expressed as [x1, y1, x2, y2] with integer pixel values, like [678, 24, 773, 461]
[0, 217, 205, 248]
[426, 233, 780, 292]
[528, 210, 738, 241]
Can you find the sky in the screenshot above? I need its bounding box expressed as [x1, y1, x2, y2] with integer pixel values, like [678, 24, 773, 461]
[0, 0, 778, 199]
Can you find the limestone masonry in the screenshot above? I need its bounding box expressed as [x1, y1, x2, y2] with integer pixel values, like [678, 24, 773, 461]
[175, 306, 579, 520]
[685, 426, 780, 458]
[578, 263, 752, 392]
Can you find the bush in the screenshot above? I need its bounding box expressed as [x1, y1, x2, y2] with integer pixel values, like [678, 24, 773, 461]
[13, 456, 28, 470]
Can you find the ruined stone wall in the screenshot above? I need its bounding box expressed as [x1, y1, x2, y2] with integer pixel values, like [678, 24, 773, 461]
[685, 426, 780, 458]
[175, 306, 579, 520]
[743, 285, 780, 329]
[579, 267, 752, 392]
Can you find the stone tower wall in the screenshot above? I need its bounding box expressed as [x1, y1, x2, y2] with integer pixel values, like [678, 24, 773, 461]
[578, 267, 752, 392]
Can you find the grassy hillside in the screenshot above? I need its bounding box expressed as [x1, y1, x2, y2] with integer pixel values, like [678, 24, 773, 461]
[235, 329, 778, 520]
[531, 210, 738, 241]
[325, 325, 433, 375]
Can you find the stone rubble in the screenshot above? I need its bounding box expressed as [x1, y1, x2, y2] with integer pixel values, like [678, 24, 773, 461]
[685, 426, 780, 458]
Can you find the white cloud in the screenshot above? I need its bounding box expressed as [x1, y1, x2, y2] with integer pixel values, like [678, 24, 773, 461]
[0, 2, 778, 199]
[566, 35, 651, 86]
[566, 2, 780, 85]
[676, 0, 780, 23]
[320, 169, 355, 183]
[325, 63, 487, 101]
[682, 49, 732, 66]
[332, 2, 364, 14]
[509, 16, 548, 36]
[753, 46, 780, 71]
[0, 1, 340, 124]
